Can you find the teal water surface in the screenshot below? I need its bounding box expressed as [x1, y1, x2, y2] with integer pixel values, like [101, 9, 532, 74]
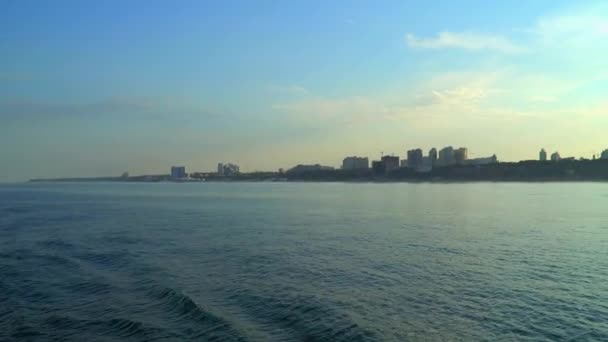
[1, 182, 607, 341]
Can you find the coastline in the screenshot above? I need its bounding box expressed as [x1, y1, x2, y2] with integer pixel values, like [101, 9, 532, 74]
[28, 159, 608, 184]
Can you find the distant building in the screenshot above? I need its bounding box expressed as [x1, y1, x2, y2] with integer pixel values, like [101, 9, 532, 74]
[454, 147, 468, 165]
[403, 148, 439, 172]
[466, 155, 498, 166]
[121, 172, 129, 178]
[171, 166, 187, 179]
[372, 161, 384, 175]
[381, 155, 400, 173]
[539, 149, 547, 161]
[400, 159, 407, 168]
[287, 164, 334, 174]
[417, 156, 433, 173]
[601, 149, 608, 160]
[429, 148, 438, 166]
[372, 156, 399, 175]
[342, 156, 369, 170]
[216, 162, 239, 176]
[437, 146, 455, 166]
[407, 149, 423, 169]
[551, 152, 561, 162]
[223, 163, 240, 176]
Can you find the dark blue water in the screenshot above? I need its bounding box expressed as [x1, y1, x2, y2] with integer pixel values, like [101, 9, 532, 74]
[1, 182, 607, 341]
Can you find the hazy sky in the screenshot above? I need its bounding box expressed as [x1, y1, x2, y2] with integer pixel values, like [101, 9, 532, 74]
[2, 1, 608, 181]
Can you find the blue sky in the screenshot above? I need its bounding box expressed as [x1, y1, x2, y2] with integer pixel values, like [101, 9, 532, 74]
[1, 1, 608, 181]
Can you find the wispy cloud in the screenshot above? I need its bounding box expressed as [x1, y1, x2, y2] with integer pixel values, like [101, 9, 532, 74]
[533, 10, 608, 42]
[265, 84, 309, 96]
[405, 32, 526, 54]
[271, 65, 602, 132]
[406, 5, 608, 55]
[273, 96, 391, 125]
[0, 97, 216, 122]
[420, 87, 489, 106]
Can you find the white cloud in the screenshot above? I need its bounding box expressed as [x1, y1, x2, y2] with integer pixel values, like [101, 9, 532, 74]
[270, 67, 596, 130]
[273, 96, 390, 124]
[533, 11, 608, 42]
[409, 70, 504, 106]
[0, 96, 216, 122]
[272, 5, 608, 161]
[405, 32, 526, 54]
[433, 87, 488, 103]
[406, 5, 608, 55]
[266, 84, 309, 96]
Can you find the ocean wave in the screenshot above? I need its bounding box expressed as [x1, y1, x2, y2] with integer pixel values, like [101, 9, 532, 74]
[2, 205, 34, 214]
[42, 314, 173, 340]
[226, 289, 377, 341]
[63, 280, 113, 296]
[151, 286, 248, 341]
[3, 183, 608, 341]
[1, 248, 80, 272]
[99, 318, 151, 338]
[76, 251, 132, 269]
[102, 235, 141, 245]
[37, 238, 76, 250]
[9, 325, 45, 340]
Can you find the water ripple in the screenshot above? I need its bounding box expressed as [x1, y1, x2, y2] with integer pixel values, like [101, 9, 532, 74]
[1, 182, 608, 341]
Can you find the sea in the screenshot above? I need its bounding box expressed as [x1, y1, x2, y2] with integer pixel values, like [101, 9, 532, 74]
[1, 182, 607, 341]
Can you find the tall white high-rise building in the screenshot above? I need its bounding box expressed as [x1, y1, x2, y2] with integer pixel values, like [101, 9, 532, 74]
[437, 146, 455, 166]
[429, 148, 438, 166]
[454, 147, 468, 165]
[539, 149, 547, 161]
[342, 156, 369, 170]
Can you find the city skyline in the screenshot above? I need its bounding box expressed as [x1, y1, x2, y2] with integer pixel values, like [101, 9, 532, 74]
[2, 1, 608, 181]
[172, 144, 607, 177]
